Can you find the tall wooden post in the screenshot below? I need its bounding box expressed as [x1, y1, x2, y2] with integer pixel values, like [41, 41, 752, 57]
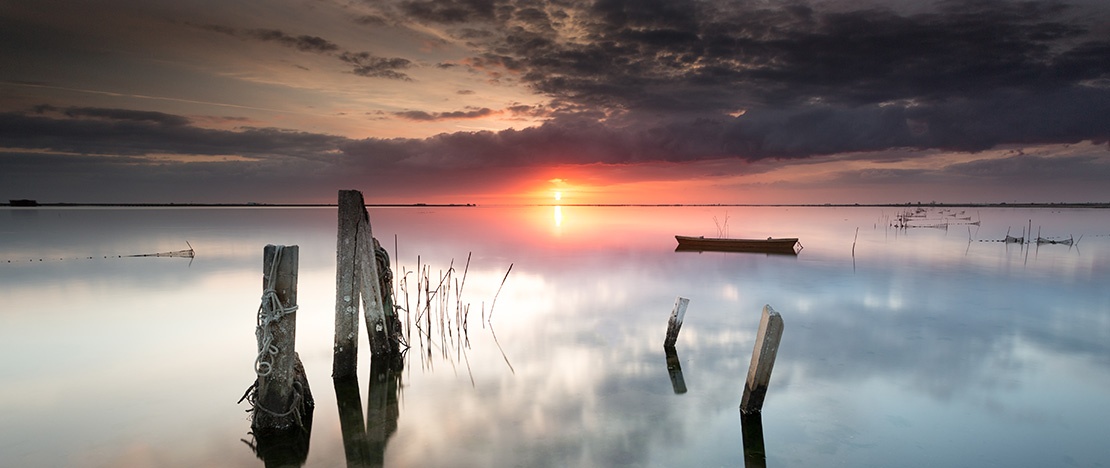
[334, 190, 398, 379]
[740, 305, 784, 415]
[334, 191, 363, 378]
[253, 245, 311, 431]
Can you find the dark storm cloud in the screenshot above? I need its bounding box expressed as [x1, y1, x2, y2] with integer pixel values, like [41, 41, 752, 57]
[390, 0, 1110, 158]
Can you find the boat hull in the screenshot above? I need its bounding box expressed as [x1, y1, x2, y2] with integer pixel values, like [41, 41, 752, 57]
[675, 235, 802, 255]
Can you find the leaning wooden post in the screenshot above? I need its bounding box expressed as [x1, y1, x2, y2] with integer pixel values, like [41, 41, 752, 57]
[740, 305, 784, 415]
[353, 195, 392, 356]
[663, 296, 690, 348]
[334, 191, 363, 378]
[252, 245, 312, 431]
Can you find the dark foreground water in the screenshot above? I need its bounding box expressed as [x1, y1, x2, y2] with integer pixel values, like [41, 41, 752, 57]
[1, 205, 1108, 467]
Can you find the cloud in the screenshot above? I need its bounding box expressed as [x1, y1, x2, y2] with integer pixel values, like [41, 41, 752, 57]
[196, 23, 414, 80]
[394, 107, 494, 120]
[338, 52, 414, 80]
[399, 0, 497, 24]
[0, 110, 345, 159]
[245, 29, 341, 53]
[34, 105, 191, 126]
[386, 0, 1110, 157]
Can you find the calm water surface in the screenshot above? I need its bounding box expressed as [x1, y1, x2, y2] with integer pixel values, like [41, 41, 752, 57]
[1, 205, 1108, 467]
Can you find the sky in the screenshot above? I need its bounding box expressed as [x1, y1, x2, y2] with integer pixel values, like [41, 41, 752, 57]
[2, 0, 1109, 205]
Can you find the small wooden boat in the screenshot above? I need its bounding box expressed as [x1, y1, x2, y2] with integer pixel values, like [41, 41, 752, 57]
[675, 235, 802, 255]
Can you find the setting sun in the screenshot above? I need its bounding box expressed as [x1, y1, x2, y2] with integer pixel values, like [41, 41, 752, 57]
[554, 191, 562, 201]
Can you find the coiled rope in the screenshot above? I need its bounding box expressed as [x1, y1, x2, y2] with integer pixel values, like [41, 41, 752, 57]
[254, 245, 298, 377]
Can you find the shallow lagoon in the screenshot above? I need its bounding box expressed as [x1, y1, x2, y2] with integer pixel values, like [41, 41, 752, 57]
[1, 205, 1108, 467]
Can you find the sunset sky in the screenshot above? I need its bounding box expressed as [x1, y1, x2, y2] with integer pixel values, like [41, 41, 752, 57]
[2, 0, 1109, 204]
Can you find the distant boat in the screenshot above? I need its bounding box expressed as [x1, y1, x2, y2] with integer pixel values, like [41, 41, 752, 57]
[1004, 235, 1024, 244]
[9, 199, 38, 207]
[675, 235, 802, 255]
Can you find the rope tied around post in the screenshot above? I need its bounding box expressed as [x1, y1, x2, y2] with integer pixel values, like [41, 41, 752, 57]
[240, 380, 308, 430]
[240, 244, 313, 434]
[254, 245, 299, 377]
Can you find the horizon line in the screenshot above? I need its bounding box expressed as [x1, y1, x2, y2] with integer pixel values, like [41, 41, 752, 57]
[4, 201, 1110, 209]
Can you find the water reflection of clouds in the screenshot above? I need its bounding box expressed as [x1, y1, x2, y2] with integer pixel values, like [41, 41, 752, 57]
[3, 206, 1109, 466]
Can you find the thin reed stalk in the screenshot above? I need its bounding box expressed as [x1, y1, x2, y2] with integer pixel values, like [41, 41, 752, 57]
[486, 263, 514, 323]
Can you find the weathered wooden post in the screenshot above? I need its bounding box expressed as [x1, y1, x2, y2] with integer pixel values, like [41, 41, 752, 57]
[334, 191, 363, 379]
[334, 190, 402, 379]
[740, 304, 784, 414]
[663, 296, 690, 348]
[251, 245, 314, 432]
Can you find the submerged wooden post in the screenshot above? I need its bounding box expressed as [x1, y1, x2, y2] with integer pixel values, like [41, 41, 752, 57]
[253, 245, 313, 432]
[663, 296, 690, 348]
[334, 190, 398, 379]
[740, 305, 784, 415]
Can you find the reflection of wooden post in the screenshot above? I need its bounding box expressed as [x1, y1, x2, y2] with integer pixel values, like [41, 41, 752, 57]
[740, 305, 784, 415]
[333, 356, 402, 468]
[663, 297, 690, 348]
[664, 346, 687, 394]
[334, 376, 372, 467]
[253, 245, 312, 431]
[740, 412, 767, 468]
[366, 356, 402, 467]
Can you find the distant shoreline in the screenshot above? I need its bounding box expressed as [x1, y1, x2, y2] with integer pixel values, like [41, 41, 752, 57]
[0, 202, 476, 208]
[528, 202, 1110, 209]
[3, 202, 1109, 208]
